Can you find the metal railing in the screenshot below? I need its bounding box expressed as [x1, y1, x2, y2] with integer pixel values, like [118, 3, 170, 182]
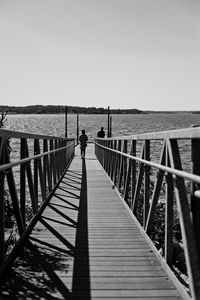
[95, 126, 200, 300]
[0, 129, 75, 273]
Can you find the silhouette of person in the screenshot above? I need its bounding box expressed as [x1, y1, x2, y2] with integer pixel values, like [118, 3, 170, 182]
[97, 127, 105, 138]
[79, 129, 88, 158]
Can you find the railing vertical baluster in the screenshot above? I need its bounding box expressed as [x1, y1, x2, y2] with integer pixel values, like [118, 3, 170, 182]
[25, 140, 38, 213]
[118, 140, 125, 192]
[117, 140, 121, 187]
[43, 140, 47, 195]
[55, 140, 58, 182]
[111, 140, 114, 177]
[124, 141, 134, 207]
[111, 140, 116, 182]
[107, 140, 110, 173]
[107, 140, 110, 175]
[103, 139, 106, 168]
[104, 140, 107, 170]
[191, 138, 200, 267]
[0, 137, 5, 263]
[144, 140, 150, 227]
[35, 139, 46, 202]
[56, 140, 59, 177]
[132, 144, 145, 217]
[66, 140, 70, 166]
[60, 140, 63, 173]
[131, 140, 136, 210]
[101, 140, 104, 166]
[123, 140, 128, 195]
[62, 140, 65, 171]
[108, 140, 112, 176]
[45, 140, 52, 192]
[20, 138, 26, 225]
[145, 143, 165, 233]
[0, 169, 5, 263]
[65, 140, 68, 169]
[165, 143, 174, 266]
[5, 142, 25, 235]
[104, 140, 107, 171]
[49, 139, 53, 188]
[59, 140, 62, 175]
[50, 140, 56, 186]
[34, 139, 38, 205]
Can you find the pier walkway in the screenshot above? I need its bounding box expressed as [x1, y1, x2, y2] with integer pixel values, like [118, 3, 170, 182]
[0, 144, 187, 299]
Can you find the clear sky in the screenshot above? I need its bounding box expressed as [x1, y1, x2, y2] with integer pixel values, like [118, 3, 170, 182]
[0, 0, 200, 111]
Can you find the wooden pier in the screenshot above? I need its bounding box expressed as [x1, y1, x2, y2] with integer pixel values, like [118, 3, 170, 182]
[0, 143, 188, 299]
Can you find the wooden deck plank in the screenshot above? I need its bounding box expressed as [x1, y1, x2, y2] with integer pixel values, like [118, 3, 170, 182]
[0, 144, 188, 299]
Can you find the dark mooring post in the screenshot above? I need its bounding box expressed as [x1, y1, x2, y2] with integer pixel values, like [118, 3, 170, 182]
[77, 114, 79, 145]
[65, 106, 68, 138]
[107, 106, 110, 137]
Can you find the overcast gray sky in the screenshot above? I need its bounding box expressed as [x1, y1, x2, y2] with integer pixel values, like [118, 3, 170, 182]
[0, 0, 200, 110]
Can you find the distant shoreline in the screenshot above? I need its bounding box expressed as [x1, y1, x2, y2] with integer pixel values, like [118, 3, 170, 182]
[0, 105, 198, 115]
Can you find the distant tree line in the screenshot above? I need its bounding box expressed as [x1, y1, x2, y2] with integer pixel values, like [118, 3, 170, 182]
[0, 105, 144, 114]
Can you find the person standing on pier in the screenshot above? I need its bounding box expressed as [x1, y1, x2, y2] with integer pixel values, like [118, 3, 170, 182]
[97, 127, 105, 138]
[79, 129, 88, 158]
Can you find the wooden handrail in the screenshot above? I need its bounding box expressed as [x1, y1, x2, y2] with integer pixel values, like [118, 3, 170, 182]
[95, 142, 200, 185]
[0, 128, 73, 140]
[95, 127, 200, 300]
[0, 142, 75, 172]
[103, 126, 200, 140]
[0, 129, 75, 271]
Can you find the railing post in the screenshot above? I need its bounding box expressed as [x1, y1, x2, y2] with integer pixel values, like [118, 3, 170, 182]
[191, 138, 200, 267]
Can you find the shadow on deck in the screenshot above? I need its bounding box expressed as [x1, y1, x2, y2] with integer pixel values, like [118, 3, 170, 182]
[0, 159, 90, 299]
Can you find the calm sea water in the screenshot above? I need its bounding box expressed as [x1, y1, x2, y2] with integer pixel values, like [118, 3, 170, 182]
[6, 113, 200, 142]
